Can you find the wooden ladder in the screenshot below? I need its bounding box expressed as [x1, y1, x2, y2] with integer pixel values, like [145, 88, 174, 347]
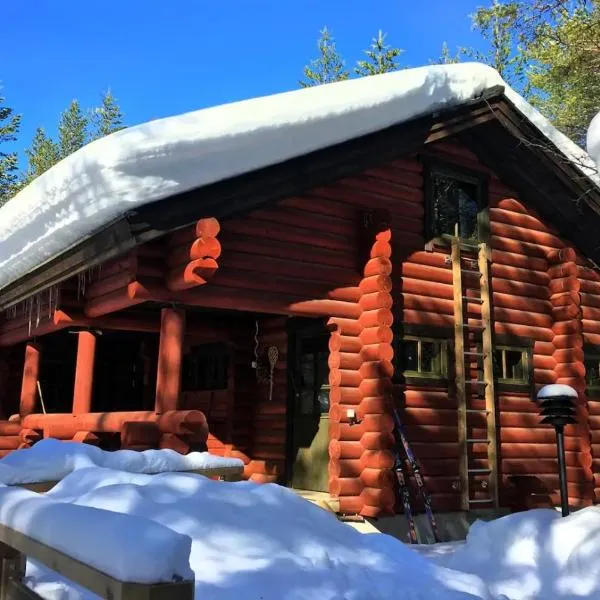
[450, 237, 499, 511]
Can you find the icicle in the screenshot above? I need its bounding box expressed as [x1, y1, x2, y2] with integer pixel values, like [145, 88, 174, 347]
[27, 297, 33, 336]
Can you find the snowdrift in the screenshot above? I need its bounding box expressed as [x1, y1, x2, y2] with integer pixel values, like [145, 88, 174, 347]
[2, 443, 600, 599]
[0, 438, 242, 484]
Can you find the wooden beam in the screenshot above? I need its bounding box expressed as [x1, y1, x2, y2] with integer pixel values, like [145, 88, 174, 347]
[155, 308, 185, 414]
[72, 331, 97, 415]
[19, 344, 41, 418]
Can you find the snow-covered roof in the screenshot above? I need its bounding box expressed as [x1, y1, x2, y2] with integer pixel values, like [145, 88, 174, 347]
[588, 111, 600, 170]
[1, 62, 599, 296]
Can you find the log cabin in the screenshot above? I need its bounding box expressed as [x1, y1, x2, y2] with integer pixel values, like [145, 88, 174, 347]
[1, 63, 600, 527]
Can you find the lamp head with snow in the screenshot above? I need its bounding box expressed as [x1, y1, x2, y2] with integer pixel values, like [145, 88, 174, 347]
[536, 384, 577, 428]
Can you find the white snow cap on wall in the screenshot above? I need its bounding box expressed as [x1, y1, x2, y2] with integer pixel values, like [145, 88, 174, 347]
[588, 111, 600, 169]
[1, 62, 599, 295]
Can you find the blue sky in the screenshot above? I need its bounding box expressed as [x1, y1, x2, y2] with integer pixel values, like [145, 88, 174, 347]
[3, 1, 485, 164]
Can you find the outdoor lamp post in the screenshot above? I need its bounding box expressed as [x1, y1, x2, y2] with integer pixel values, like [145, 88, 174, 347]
[536, 384, 578, 517]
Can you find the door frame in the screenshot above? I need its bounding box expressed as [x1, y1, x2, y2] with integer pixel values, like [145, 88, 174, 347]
[285, 317, 330, 487]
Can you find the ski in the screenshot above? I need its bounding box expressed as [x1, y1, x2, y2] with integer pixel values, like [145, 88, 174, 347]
[393, 448, 419, 544]
[392, 407, 441, 543]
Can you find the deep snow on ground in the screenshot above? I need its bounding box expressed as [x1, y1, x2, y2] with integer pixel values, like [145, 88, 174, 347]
[8, 462, 600, 600]
[3, 444, 600, 599]
[0, 438, 242, 484]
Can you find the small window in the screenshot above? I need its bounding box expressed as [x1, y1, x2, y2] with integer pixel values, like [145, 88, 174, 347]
[585, 351, 600, 394]
[427, 167, 484, 242]
[182, 343, 229, 391]
[493, 346, 530, 385]
[393, 336, 448, 382]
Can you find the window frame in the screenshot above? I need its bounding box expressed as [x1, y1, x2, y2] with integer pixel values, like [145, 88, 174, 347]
[392, 326, 451, 385]
[182, 342, 230, 392]
[493, 345, 531, 387]
[584, 345, 600, 398]
[422, 158, 490, 247]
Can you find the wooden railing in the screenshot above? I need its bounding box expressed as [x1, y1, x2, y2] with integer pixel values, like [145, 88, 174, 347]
[0, 523, 194, 599]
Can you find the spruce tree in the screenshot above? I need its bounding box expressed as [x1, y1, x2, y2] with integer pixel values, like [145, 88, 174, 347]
[24, 128, 60, 182]
[300, 27, 349, 87]
[355, 31, 403, 77]
[435, 42, 461, 64]
[58, 99, 88, 159]
[91, 90, 124, 140]
[0, 93, 22, 205]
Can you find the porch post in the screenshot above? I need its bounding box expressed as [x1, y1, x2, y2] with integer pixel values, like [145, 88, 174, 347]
[73, 331, 97, 414]
[20, 343, 41, 417]
[155, 308, 186, 414]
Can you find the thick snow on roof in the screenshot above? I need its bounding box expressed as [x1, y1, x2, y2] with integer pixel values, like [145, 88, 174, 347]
[588, 111, 600, 169]
[1, 62, 598, 295]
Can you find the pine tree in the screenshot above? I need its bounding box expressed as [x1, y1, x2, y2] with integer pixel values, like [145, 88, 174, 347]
[58, 99, 88, 159]
[300, 27, 349, 87]
[463, 0, 526, 90]
[24, 128, 60, 182]
[435, 42, 461, 64]
[355, 30, 403, 77]
[470, 0, 599, 143]
[0, 93, 22, 205]
[91, 89, 124, 140]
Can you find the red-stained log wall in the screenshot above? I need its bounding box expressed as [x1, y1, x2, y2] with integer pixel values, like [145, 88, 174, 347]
[5, 136, 600, 515]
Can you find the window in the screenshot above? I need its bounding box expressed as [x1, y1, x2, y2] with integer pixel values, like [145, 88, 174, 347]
[296, 337, 330, 415]
[393, 336, 449, 382]
[585, 350, 600, 394]
[492, 346, 530, 385]
[182, 343, 229, 391]
[426, 165, 486, 243]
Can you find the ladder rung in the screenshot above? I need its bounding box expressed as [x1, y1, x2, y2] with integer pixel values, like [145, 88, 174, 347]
[462, 324, 485, 330]
[468, 468, 492, 473]
[461, 268, 482, 276]
[462, 296, 483, 304]
[465, 408, 489, 414]
[466, 438, 490, 443]
[468, 498, 493, 504]
[464, 351, 484, 357]
[465, 380, 487, 386]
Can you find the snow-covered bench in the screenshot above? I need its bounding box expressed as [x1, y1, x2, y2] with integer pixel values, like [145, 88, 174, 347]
[0, 486, 194, 600]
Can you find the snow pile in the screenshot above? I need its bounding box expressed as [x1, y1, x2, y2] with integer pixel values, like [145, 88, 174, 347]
[588, 111, 600, 169]
[425, 507, 600, 600]
[1, 62, 598, 294]
[25, 467, 490, 600]
[0, 484, 193, 583]
[8, 463, 600, 599]
[0, 438, 242, 485]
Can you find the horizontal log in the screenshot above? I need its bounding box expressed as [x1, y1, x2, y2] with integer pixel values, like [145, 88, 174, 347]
[549, 276, 580, 295]
[359, 275, 393, 294]
[548, 262, 578, 279]
[490, 235, 549, 259]
[491, 249, 548, 272]
[491, 222, 563, 249]
[219, 232, 355, 270]
[547, 248, 577, 265]
[167, 236, 222, 268]
[553, 334, 584, 349]
[330, 415, 394, 442]
[495, 323, 554, 342]
[249, 206, 356, 237]
[553, 320, 582, 335]
[329, 387, 363, 405]
[23, 410, 208, 438]
[223, 218, 354, 253]
[490, 196, 528, 214]
[490, 207, 557, 234]
[501, 442, 579, 457]
[491, 263, 549, 286]
[329, 334, 362, 354]
[167, 258, 218, 292]
[329, 476, 363, 497]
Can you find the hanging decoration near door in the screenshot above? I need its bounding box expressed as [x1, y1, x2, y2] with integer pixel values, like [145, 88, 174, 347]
[267, 345, 279, 401]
